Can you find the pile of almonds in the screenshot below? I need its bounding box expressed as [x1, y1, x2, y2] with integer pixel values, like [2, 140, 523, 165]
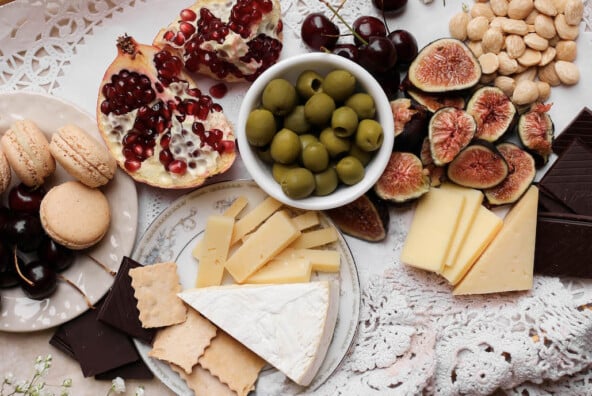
[449, 0, 583, 107]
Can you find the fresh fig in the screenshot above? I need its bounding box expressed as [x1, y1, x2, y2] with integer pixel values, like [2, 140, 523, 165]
[325, 192, 389, 242]
[407, 38, 481, 93]
[374, 151, 430, 203]
[428, 107, 476, 166]
[420, 137, 445, 187]
[517, 103, 554, 166]
[447, 140, 509, 189]
[405, 88, 465, 113]
[484, 142, 536, 205]
[390, 98, 428, 155]
[466, 86, 516, 142]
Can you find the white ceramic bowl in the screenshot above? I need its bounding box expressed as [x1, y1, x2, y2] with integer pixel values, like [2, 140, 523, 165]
[237, 53, 394, 210]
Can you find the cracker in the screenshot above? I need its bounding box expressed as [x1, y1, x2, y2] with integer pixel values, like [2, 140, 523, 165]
[129, 262, 187, 328]
[199, 331, 265, 396]
[171, 363, 236, 396]
[148, 309, 217, 374]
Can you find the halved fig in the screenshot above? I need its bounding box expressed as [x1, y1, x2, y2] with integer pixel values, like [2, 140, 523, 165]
[325, 192, 389, 242]
[374, 151, 430, 203]
[406, 88, 466, 113]
[484, 142, 536, 205]
[407, 38, 481, 93]
[447, 140, 509, 189]
[420, 137, 445, 187]
[517, 103, 554, 166]
[429, 107, 476, 166]
[466, 86, 516, 142]
[390, 98, 428, 155]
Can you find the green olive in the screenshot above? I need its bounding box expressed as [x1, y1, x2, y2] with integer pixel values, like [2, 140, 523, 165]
[345, 93, 376, 119]
[299, 134, 319, 151]
[296, 70, 324, 99]
[335, 156, 365, 185]
[304, 92, 336, 126]
[272, 162, 298, 183]
[270, 128, 301, 164]
[283, 105, 311, 134]
[322, 69, 356, 102]
[261, 78, 298, 116]
[281, 167, 316, 199]
[331, 106, 359, 138]
[314, 167, 339, 196]
[355, 119, 384, 152]
[256, 146, 273, 164]
[349, 144, 374, 166]
[301, 142, 329, 172]
[245, 108, 277, 147]
[319, 127, 351, 158]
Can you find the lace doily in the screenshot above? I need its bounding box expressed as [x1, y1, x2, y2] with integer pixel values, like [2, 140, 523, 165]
[2, 1, 592, 395]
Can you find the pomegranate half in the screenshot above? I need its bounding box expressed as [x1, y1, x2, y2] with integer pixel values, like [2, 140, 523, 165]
[96, 35, 236, 189]
[153, 0, 283, 82]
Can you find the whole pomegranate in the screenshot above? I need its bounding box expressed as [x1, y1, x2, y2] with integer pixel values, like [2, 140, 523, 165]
[153, 0, 283, 82]
[97, 35, 236, 189]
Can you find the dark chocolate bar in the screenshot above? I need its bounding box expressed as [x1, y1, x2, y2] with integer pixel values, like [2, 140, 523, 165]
[537, 185, 574, 214]
[94, 360, 154, 381]
[553, 107, 592, 155]
[97, 256, 156, 344]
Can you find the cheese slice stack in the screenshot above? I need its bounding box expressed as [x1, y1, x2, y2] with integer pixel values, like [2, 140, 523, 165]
[178, 281, 339, 386]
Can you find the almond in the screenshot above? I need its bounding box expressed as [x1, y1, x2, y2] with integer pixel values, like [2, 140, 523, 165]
[554, 60, 580, 85]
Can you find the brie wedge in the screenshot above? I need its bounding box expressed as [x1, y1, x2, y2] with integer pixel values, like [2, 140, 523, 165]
[178, 281, 339, 386]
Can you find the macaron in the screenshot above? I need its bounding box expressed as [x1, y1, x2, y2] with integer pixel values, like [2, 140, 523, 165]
[1, 120, 55, 187]
[49, 124, 117, 188]
[0, 150, 11, 194]
[40, 181, 111, 250]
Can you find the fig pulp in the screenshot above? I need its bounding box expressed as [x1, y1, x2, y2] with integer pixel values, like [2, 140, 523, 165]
[325, 192, 389, 242]
[447, 140, 509, 189]
[428, 107, 476, 166]
[390, 98, 428, 155]
[466, 86, 516, 143]
[407, 38, 481, 93]
[484, 143, 536, 205]
[518, 103, 554, 166]
[374, 152, 430, 203]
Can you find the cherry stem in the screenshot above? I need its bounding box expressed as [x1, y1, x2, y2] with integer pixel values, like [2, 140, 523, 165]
[57, 274, 95, 309]
[12, 247, 33, 286]
[319, 0, 368, 46]
[86, 254, 116, 276]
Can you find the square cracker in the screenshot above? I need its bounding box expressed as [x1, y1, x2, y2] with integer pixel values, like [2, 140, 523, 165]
[199, 331, 266, 396]
[171, 363, 236, 396]
[149, 308, 217, 374]
[129, 262, 187, 328]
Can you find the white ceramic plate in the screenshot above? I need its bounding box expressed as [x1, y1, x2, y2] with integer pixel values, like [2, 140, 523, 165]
[132, 180, 360, 394]
[0, 91, 138, 332]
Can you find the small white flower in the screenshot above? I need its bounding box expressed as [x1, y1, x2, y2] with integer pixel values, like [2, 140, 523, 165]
[135, 385, 145, 396]
[4, 372, 14, 385]
[62, 378, 72, 387]
[111, 377, 126, 394]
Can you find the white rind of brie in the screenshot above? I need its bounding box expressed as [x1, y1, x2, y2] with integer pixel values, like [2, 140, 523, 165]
[178, 280, 339, 387]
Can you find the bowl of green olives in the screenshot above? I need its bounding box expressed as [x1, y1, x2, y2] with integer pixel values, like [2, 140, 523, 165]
[237, 53, 394, 210]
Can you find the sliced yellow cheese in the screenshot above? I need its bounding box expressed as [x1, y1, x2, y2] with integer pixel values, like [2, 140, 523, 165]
[441, 206, 502, 285]
[401, 187, 466, 273]
[195, 215, 235, 287]
[230, 196, 282, 245]
[453, 185, 539, 295]
[290, 227, 338, 249]
[291, 211, 320, 231]
[440, 184, 484, 267]
[245, 257, 312, 284]
[225, 210, 301, 283]
[275, 248, 341, 273]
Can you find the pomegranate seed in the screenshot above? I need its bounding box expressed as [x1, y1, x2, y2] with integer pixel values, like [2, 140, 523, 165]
[187, 88, 202, 97]
[180, 22, 196, 37]
[125, 159, 142, 172]
[168, 160, 187, 174]
[173, 31, 186, 46]
[212, 103, 223, 112]
[159, 149, 173, 166]
[184, 99, 198, 116]
[209, 83, 227, 98]
[100, 100, 111, 115]
[220, 140, 235, 153]
[133, 143, 144, 157]
[180, 8, 197, 21]
[192, 122, 205, 135]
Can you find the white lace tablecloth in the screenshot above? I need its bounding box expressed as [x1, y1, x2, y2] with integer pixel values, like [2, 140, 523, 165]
[2, 0, 592, 395]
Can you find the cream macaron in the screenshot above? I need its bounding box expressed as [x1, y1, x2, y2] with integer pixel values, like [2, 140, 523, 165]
[49, 124, 117, 188]
[0, 150, 11, 194]
[1, 120, 55, 187]
[40, 181, 111, 250]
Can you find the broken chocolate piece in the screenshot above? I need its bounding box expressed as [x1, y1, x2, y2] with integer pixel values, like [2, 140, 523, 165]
[538, 139, 592, 216]
[97, 256, 156, 344]
[536, 185, 574, 214]
[553, 107, 592, 155]
[94, 360, 154, 381]
[534, 212, 592, 278]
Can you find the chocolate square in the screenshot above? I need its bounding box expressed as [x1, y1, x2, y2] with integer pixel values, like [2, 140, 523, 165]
[537, 185, 574, 214]
[49, 326, 75, 359]
[94, 360, 154, 381]
[97, 256, 156, 344]
[553, 107, 592, 155]
[538, 139, 592, 216]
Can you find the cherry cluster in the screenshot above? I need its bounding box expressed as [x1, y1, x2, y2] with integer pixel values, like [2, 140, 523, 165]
[0, 184, 75, 302]
[300, 4, 418, 100]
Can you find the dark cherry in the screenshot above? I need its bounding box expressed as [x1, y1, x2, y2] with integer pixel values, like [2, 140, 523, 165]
[0, 205, 10, 238]
[388, 29, 418, 65]
[17, 260, 57, 300]
[358, 36, 398, 74]
[374, 67, 401, 100]
[333, 44, 359, 62]
[301, 13, 340, 51]
[38, 238, 75, 273]
[0, 243, 19, 288]
[373, 0, 408, 13]
[4, 213, 45, 253]
[8, 183, 46, 214]
[352, 16, 387, 46]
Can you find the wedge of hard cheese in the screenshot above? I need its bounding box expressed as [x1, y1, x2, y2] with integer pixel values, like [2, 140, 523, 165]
[178, 281, 339, 387]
